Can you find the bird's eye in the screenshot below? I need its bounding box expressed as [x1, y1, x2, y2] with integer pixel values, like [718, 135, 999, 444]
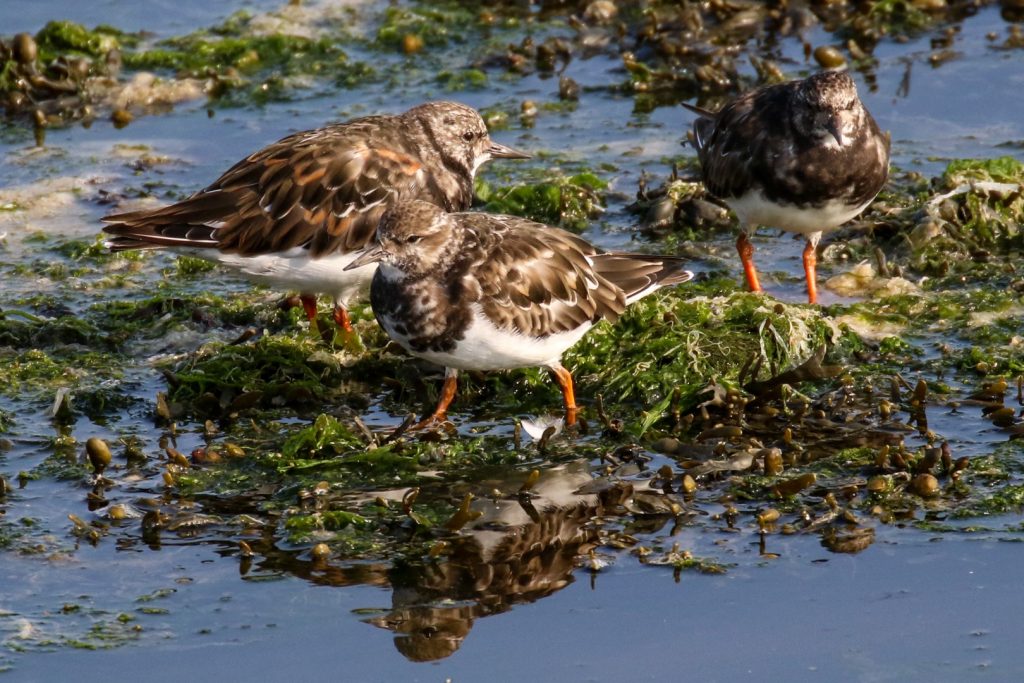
[462, 131, 475, 142]
[405, 235, 421, 244]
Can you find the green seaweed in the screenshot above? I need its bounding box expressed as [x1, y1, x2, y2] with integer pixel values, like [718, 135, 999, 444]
[943, 156, 1024, 186]
[283, 509, 371, 534]
[0, 348, 116, 397]
[116, 10, 375, 102]
[163, 333, 343, 409]
[33, 20, 128, 60]
[901, 157, 1024, 280]
[281, 414, 365, 460]
[375, 5, 478, 50]
[865, 0, 933, 36]
[953, 484, 1024, 517]
[435, 68, 488, 90]
[568, 288, 837, 412]
[476, 171, 607, 231]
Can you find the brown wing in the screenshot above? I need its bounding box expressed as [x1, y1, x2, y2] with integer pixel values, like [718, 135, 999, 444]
[465, 214, 628, 337]
[591, 253, 692, 303]
[689, 91, 764, 200]
[103, 120, 433, 258]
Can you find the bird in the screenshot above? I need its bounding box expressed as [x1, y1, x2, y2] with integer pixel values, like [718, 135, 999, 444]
[344, 200, 694, 428]
[102, 101, 530, 334]
[683, 69, 890, 304]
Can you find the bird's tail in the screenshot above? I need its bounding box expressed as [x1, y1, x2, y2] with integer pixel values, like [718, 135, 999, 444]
[594, 254, 693, 305]
[681, 101, 718, 152]
[103, 235, 166, 252]
[102, 214, 220, 252]
[680, 101, 715, 118]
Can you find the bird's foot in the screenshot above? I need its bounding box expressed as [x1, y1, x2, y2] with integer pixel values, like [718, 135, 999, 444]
[330, 326, 364, 353]
[410, 413, 455, 436]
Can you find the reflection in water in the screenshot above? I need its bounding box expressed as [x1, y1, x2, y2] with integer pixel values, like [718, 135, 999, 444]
[820, 526, 875, 554]
[367, 494, 601, 663]
[123, 413, 889, 663]
[246, 461, 632, 661]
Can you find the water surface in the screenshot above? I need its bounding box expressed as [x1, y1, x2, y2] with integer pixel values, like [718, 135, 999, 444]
[2, 1, 1024, 680]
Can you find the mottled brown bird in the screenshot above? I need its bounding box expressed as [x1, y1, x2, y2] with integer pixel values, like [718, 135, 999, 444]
[345, 200, 693, 428]
[684, 70, 889, 304]
[103, 101, 529, 332]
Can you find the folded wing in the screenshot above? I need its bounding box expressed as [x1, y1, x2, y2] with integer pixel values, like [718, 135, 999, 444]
[470, 214, 691, 337]
[103, 122, 430, 258]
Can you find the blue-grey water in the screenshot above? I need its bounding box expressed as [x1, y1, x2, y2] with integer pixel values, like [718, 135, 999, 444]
[2, 1, 1024, 680]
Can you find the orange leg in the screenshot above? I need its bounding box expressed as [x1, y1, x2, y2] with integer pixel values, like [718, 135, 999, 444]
[736, 233, 762, 293]
[299, 293, 319, 323]
[332, 304, 354, 333]
[802, 240, 818, 305]
[414, 370, 458, 430]
[550, 364, 578, 426]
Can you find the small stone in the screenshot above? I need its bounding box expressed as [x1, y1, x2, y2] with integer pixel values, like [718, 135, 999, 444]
[13, 33, 38, 65]
[111, 108, 133, 129]
[910, 473, 939, 498]
[86, 437, 112, 474]
[402, 34, 423, 54]
[813, 45, 846, 69]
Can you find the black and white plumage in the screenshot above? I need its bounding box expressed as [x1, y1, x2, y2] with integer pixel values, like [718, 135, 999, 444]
[684, 69, 890, 303]
[102, 101, 529, 332]
[345, 200, 694, 427]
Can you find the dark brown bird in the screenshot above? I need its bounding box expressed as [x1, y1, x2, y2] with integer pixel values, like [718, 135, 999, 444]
[102, 101, 529, 332]
[345, 200, 693, 428]
[684, 69, 890, 304]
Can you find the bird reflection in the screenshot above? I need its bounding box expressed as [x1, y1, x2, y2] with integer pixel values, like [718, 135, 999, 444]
[258, 460, 632, 661]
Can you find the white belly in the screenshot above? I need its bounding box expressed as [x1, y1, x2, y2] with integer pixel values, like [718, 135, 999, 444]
[729, 192, 874, 236]
[176, 246, 377, 305]
[383, 303, 593, 371]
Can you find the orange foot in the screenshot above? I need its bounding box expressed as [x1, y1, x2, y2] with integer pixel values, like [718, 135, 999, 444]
[736, 233, 763, 293]
[802, 240, 819, 305]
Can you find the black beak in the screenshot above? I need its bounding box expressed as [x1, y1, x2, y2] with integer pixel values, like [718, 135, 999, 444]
[487, 140, 531, 159]
[344, 245, 386, 271]
[826, 117, 845, 147]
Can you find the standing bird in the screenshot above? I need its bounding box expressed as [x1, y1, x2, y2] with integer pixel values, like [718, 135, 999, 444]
[345, 200, 693, 428]
[683, 70, 889, 304]
[102, 101, 529, 333]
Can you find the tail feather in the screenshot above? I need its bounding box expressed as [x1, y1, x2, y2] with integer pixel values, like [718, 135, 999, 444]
[101, 190, 238, 252]
[102, 190, 236, 226]
[102, 216, 220, 252]
[104, 237, 164, 252]
[681, 101, 718, 153]
[594, 254, 693, 304]
[681, 101, 715, 118]
[102, 229, 218, 251]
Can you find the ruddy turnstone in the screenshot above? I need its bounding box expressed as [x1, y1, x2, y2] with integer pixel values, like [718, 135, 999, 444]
[344, 200, 694, 427]
[103, 101, 529, 332]
[683, 69, 889, 304]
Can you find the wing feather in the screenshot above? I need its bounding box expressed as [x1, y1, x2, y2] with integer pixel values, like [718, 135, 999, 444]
[103, 118, 442, 258]
[465, 214, 627, 337]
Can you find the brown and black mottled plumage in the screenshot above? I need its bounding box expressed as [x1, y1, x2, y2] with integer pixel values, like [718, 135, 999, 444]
[345, 200, 693, 427]
[102, 101, 528, 331]
[686, 70, 889, 211]
[683, 70, 890, 303]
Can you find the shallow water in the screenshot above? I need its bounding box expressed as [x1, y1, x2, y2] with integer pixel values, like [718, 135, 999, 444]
[2, 0, 1024, 679]
[12, 532, 1024, 682]
[2, 0, 285, 36]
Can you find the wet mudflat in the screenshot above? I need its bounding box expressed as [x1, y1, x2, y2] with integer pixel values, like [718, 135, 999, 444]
[3, 1, 1024, 680]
